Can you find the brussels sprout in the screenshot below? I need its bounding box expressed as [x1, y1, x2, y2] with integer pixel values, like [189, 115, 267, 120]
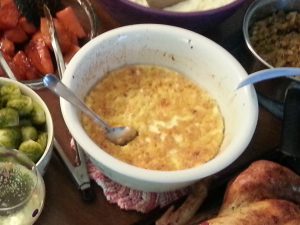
[0, 108, 19, 128]
[21, 126, 38, 141]
[7, 95, 33, 116]
[0, 84, 22, 108]
[0, 128, 22, 149]
[0, 84, 21, 97]
[31, 101, 46, 125]
[0, 94, 20, 108]
[19, 140, 44, 163]
[36, 132, 48, 150]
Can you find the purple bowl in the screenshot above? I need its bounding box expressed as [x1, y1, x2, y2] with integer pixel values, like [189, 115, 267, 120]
[98, 0, 248, 32]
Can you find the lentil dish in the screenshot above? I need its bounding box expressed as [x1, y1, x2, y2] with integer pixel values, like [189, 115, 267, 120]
[82, 65, 224, 171]
[250, 11, 300, 67]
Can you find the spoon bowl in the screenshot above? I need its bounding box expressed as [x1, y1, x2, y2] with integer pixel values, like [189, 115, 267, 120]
[43, 74, 138, 146]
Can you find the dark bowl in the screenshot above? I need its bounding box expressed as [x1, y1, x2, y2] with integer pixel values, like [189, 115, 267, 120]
[243, 0, 300, 81]
[243, 0, 300, 67]
[98, 0, 248, 33]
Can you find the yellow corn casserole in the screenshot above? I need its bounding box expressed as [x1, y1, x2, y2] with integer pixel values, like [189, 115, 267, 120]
[82, 65, 224, 171]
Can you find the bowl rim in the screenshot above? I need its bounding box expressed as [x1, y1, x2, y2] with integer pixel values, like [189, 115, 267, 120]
[119, 0, 246, 16]
[0, 77, 54, 166]
[61, 24, 258, 184]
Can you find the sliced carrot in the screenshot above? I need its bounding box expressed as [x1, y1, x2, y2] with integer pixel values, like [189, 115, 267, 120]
[0, 37, 15, 56]
[25, 38, 54, 75]
[4, 25, 28, 43]
[64, 44, 80, 63]
[12, 50, 40, 80]
[40, 17, 73, 53]
[0, 0, 20, 30]
[25, 66, 40, 80]
[11, 51, 28, 80]
[53, 18, 73, 53]
[66, 27, 79, 46]
[1, 0, 15, 6]
[18, 16, 37, 34]
[56, 6, 87, 39]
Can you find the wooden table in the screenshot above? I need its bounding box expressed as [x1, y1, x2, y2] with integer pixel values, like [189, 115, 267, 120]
[35, 1, 285, 224]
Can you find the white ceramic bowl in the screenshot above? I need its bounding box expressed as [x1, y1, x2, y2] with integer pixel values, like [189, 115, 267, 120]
[61, 24, 258, 192]
[0, 78, 54, 175]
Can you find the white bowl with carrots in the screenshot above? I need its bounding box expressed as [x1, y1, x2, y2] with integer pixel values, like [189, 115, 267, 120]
[0, 0, 97, 88]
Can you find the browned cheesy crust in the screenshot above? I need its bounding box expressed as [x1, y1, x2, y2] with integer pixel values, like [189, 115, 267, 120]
[82, 65, 224, 171]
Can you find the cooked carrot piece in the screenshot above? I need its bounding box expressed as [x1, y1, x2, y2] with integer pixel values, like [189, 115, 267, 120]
[4, 25, 28, 43]
[64, 44, 80, 63]
[0, 37, 15, 56]
[13, 50, 40, 80]
[25, 66, 40, 80]
[12, 51, 28, 80]
[0, 0, 19, 30]
[25, 38, 54, 75]
[53, 18, 73, 53]
[56, 6, 87, 39]
[18, 16, 37, 34]
[40, 17, 73, 53]
[1, 0, 15, 6]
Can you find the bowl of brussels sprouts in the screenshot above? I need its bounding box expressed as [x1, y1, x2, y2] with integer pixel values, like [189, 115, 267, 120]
[0, 77, 54, 175]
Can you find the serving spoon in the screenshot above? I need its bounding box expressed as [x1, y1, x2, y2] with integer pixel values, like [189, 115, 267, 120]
[43, 74, 138, 146]
[237, 67, 300, 89]
[146, 0, 185, 9]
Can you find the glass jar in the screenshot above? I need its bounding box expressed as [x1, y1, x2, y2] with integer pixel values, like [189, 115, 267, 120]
[0, 148, 45, 225]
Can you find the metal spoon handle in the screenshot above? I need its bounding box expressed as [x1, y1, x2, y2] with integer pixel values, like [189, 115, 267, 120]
[43, 74, 109, 129]
[237, 67, 300, 89]
[43, 4, 65, 78]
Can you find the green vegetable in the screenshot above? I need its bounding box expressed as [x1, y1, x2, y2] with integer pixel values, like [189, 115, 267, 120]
[36, 132, 48, 150]
[21, 126, 38, 141]
[0, 84, 21, 97]
[0, 128, 22, 149]
[0, 108, 19, 128]
[0, 83, 49, 163]
[7, 95, 33, 116]
[19, 140, 44, 163]
[0, 94, 20, 108]
[31, 101, 46, 125]
[0, 84, 22, 108]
